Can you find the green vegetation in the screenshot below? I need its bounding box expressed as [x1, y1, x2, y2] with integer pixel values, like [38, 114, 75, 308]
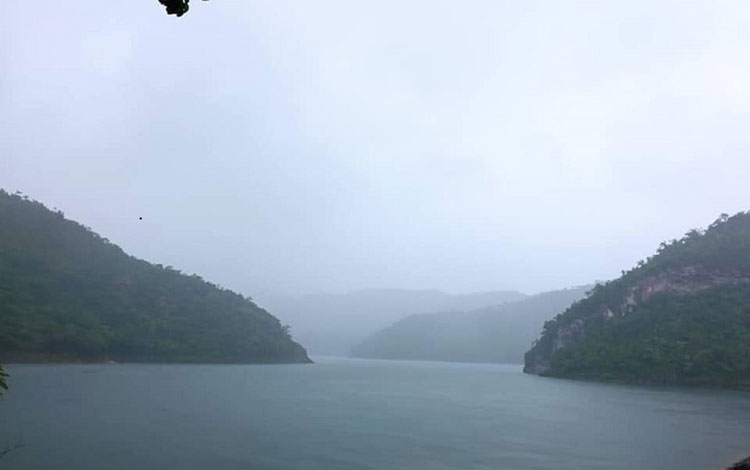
[524, 211, 750, 386]
[158, 0, 209, 17]
[159, 0, 191, 16]
[545, 286, 750, 386]
[264, 288, 527, 356]
[351, 287, 589, 364]
[0, 190, 310, 364]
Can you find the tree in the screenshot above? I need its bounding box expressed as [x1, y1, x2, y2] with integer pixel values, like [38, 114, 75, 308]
[159, 0, 190, 16]
[158, 0, 209, 17]
[0, 190, 311, 365]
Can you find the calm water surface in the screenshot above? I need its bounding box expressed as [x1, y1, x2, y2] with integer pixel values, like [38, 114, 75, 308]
[0, 357, 749, 469]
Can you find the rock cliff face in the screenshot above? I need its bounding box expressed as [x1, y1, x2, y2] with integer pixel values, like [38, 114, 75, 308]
[524, 211, 750, 386]
[619, 267, 750, 312]
[525, 267, 750, 375]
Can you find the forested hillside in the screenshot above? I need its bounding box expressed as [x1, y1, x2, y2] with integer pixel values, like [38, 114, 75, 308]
[0, 190, 310, 364]
[524, 212, 750, 386]
[258, 289, 526, 355]
[351, 287, 589, 363]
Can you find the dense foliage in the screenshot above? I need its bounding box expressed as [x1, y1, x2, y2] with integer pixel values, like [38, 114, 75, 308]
[546, 286, 750, 385]
[524, 211, 750, 386]
[0, 190, 310, 364]
[158, 0, 209, 17]
[352, 287, 589, 363]
[159, 0, 191, 16]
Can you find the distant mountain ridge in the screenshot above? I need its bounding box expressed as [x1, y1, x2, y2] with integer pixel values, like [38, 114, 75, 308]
[524, 211, 750, 386]
[256, 289, 527, 355]
[350, 286, 590, 363]
[0, 189, 310, 364]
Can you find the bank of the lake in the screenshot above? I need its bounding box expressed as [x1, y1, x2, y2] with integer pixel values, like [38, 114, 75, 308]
[0, 357, 748, 470]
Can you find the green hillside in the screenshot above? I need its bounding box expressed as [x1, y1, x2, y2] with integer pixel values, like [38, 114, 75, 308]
[351, 287, 589, 364]
[524, 212, 750, 386]
[0, 190, 310, 364]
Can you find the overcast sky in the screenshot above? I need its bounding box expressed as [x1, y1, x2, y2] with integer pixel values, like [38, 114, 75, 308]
[2, 1, 750, 297]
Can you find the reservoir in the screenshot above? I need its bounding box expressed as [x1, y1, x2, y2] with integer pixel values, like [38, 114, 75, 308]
[0, 357, 748, 469]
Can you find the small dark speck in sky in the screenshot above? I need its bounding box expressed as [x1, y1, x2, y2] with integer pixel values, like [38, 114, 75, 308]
[139, 217, 142, 220]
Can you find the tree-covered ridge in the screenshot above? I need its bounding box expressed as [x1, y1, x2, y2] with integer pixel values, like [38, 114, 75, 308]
[351, 287, 589, 364]
[0, 189, 310, 364]
[524, 211, 750, 386]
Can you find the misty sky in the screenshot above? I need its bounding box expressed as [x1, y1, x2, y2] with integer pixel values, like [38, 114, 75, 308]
[2, 1, 750, 297]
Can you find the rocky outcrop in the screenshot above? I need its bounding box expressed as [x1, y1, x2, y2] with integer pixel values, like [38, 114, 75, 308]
[524, 268, 750, 377]
[615, 266, 750, 316]
[525, 266, 750, 376]
[524, 211, 750, 385]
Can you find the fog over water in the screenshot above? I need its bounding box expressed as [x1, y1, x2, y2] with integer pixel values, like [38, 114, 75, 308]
[3, 1, 750, 298]
[3, 4, 750, 469]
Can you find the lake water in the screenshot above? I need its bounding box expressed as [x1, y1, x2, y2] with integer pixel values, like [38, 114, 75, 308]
[1, 357, 749, 469]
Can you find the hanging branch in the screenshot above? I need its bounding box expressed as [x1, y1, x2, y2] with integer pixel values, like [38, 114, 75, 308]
[159, 0, 209, 17]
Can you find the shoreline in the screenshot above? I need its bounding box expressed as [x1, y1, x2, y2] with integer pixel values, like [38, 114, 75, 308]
[0, 352, 313, 365]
